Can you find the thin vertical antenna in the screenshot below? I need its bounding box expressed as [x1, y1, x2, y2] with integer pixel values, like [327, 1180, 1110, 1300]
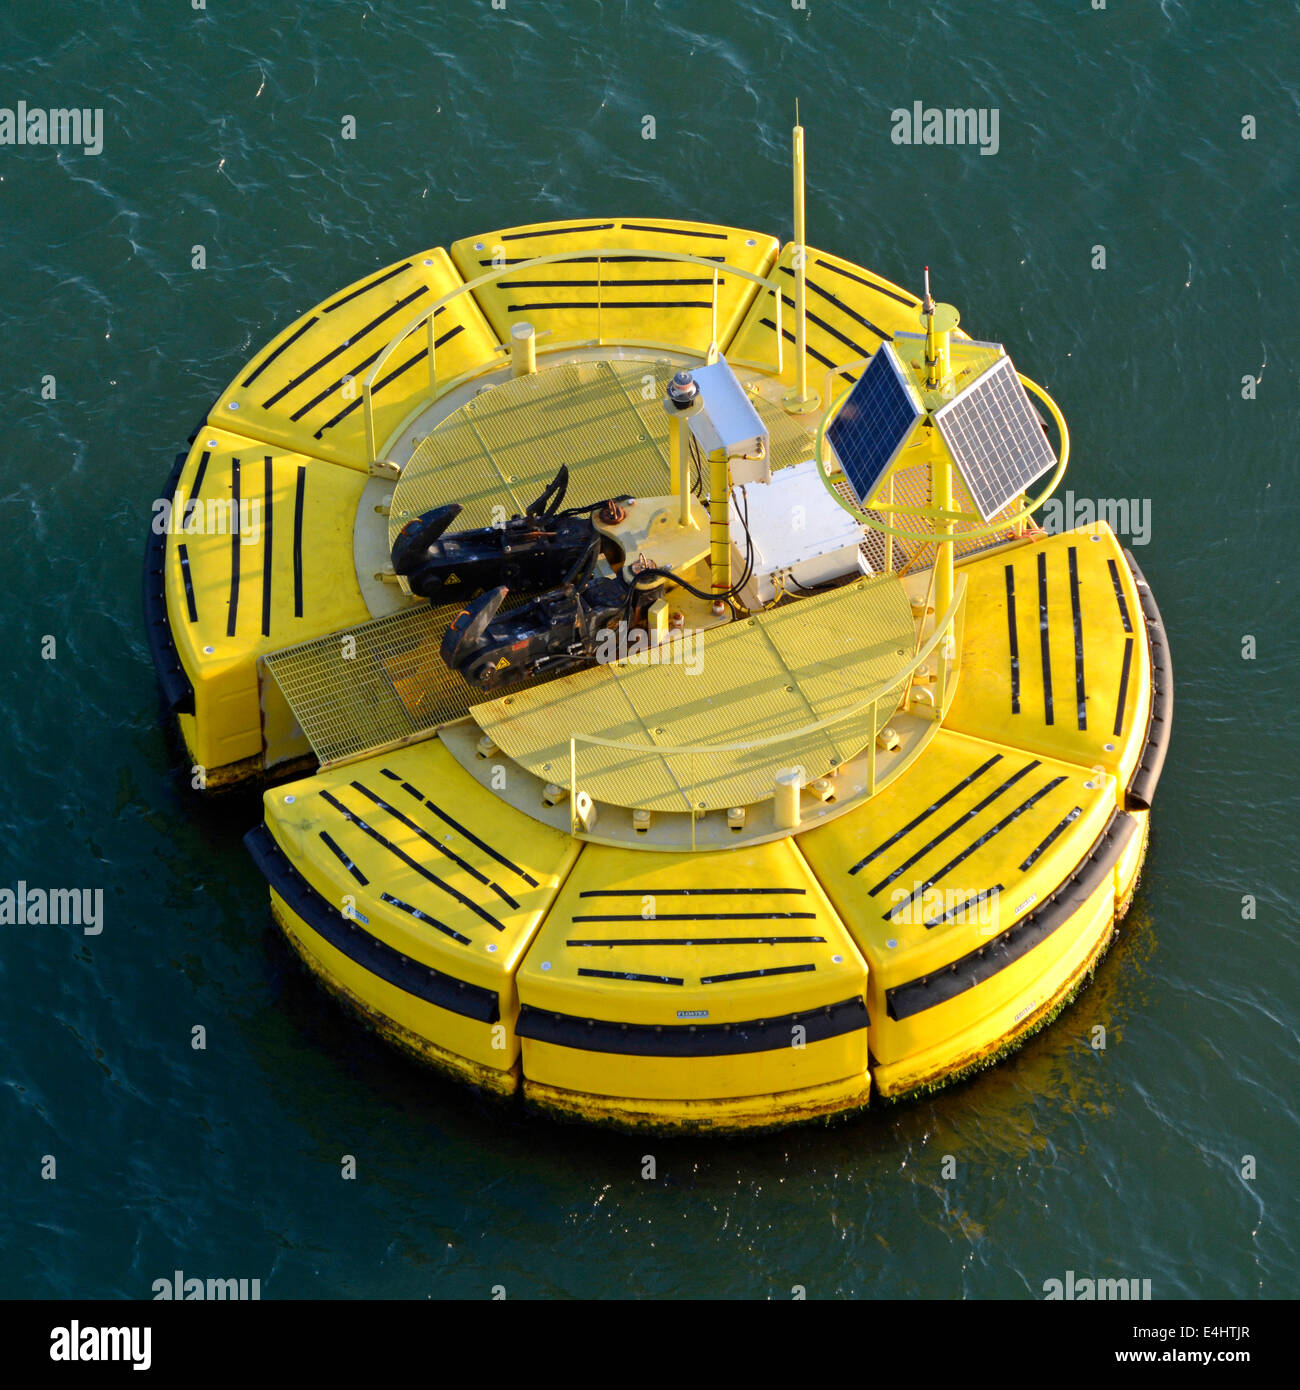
[923, 264, 938, 387]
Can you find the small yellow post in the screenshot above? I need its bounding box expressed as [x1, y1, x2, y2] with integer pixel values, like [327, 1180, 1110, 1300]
[510, 321, 536, 377]
[784, 115, 819, 415]
[708, 447, 731, 598]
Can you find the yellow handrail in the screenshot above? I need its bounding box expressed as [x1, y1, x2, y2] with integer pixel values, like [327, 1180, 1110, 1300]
[568, 575, 965, 762]
[360, 246, 791, 462]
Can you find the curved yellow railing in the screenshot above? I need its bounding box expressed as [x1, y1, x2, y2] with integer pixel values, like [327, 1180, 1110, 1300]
[566, 575, 967, 822]
[360, 246, 792, 462]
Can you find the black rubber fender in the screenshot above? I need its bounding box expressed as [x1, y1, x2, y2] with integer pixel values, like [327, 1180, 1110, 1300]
[1122, 548, 1173, 812]
[142, 446, 196, 716]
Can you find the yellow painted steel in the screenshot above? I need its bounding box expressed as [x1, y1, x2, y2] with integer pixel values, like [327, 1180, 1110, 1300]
[523, 1069, 871, 1134]
[797, 727, 1118, 1087]
[163, 426, 371, 772]
[514, 838, 870, 1106]
[263, 739, 582, 1079]
[271, 891, 520, 1096]
[470, 576, 916, 813]
[946, 525, 1151, 786]
[728, 242, 923, 387]
[448, 218, 777, 356]
[211, 247, 500, 470]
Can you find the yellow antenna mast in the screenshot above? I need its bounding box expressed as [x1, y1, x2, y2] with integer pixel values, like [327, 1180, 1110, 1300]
[784, 103, 819, 414]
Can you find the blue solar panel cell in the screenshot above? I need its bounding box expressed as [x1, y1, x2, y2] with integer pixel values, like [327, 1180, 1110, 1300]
[826, 344, 922, 506]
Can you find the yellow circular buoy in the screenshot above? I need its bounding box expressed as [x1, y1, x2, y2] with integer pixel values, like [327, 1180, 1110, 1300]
[148, 213, 1170, 1132]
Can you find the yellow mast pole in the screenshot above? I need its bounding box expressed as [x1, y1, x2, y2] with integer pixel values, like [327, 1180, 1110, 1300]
[708, 447, 731, 605]
[784, 110, 818, 415]
[924, 268, 954, 631]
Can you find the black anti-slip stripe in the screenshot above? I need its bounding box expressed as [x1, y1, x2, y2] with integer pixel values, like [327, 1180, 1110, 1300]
[177, 544, 198, 622]
[350, 781, 520, 909]
[190, 449, 211, 501]
[1038, 550, 1054, 725]
[565, 936, 827, 947]
[506, 299, 714, 311]
[867, 760, 1043, 897]
[759, 319, 841, 372]
[314, 327, 464, 437]
[814, 257, 920, 308]
[516, 995, 868, 1059]
[577, 968, 684, 985]
[572, 912, 818, 923]
[322, 262, 411, 313]
[319, 830, 368, 885]
[382, 770, 538, 887]
[1108, 557, 1133, 632]
[498, 278, 718, 289]
[292, 466, 306, 617]
[289, 346, 383, 421]
[884, 777, 1068, 922]
[241, 316, 320, 388]
[500, 222, 616, 240]
[923, 885, 1003, 930]
[380, 892, 470, 945]
[579, 887, 805, 898]
[778, 270, 890, 343]
[885, 812, 1133, 1022]
[1005, 564, 1021, 713]
[260, 456, 274, 637]
[619, 223, 729, 239]
[1114, 637, 1134, 738]
[700, 964, 816, 985]
[773, 284, 878, 357]
[1068, 546, 1087, 730]
[849, 754, 1004, 875]
[318, 790, 505, 931]
[261, 286, 428, 409]
[244, 825, 498, 1024]
[226, 458, 241, 637]
[1019, 808, 1081, 873]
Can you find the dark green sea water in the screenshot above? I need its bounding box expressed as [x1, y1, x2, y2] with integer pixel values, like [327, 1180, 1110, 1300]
[2, 0, 1297, 1299]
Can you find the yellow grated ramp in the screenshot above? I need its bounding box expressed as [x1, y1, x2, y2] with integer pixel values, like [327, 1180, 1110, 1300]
[471, 576, 916, 814]
[260, 598, 572, 767]
[389, 359, 814, 546]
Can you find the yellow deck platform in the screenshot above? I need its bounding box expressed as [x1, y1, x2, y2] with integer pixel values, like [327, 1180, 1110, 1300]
[471, 575, 915, 813]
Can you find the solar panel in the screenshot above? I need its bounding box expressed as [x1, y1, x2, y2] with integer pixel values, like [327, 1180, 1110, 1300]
[826, 343, 923, 506]
[932, 355, 1056, 521]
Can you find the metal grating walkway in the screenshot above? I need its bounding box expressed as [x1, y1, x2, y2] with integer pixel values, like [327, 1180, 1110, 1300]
[388, 358, 815, 544]
[260, 598, 573, 767]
